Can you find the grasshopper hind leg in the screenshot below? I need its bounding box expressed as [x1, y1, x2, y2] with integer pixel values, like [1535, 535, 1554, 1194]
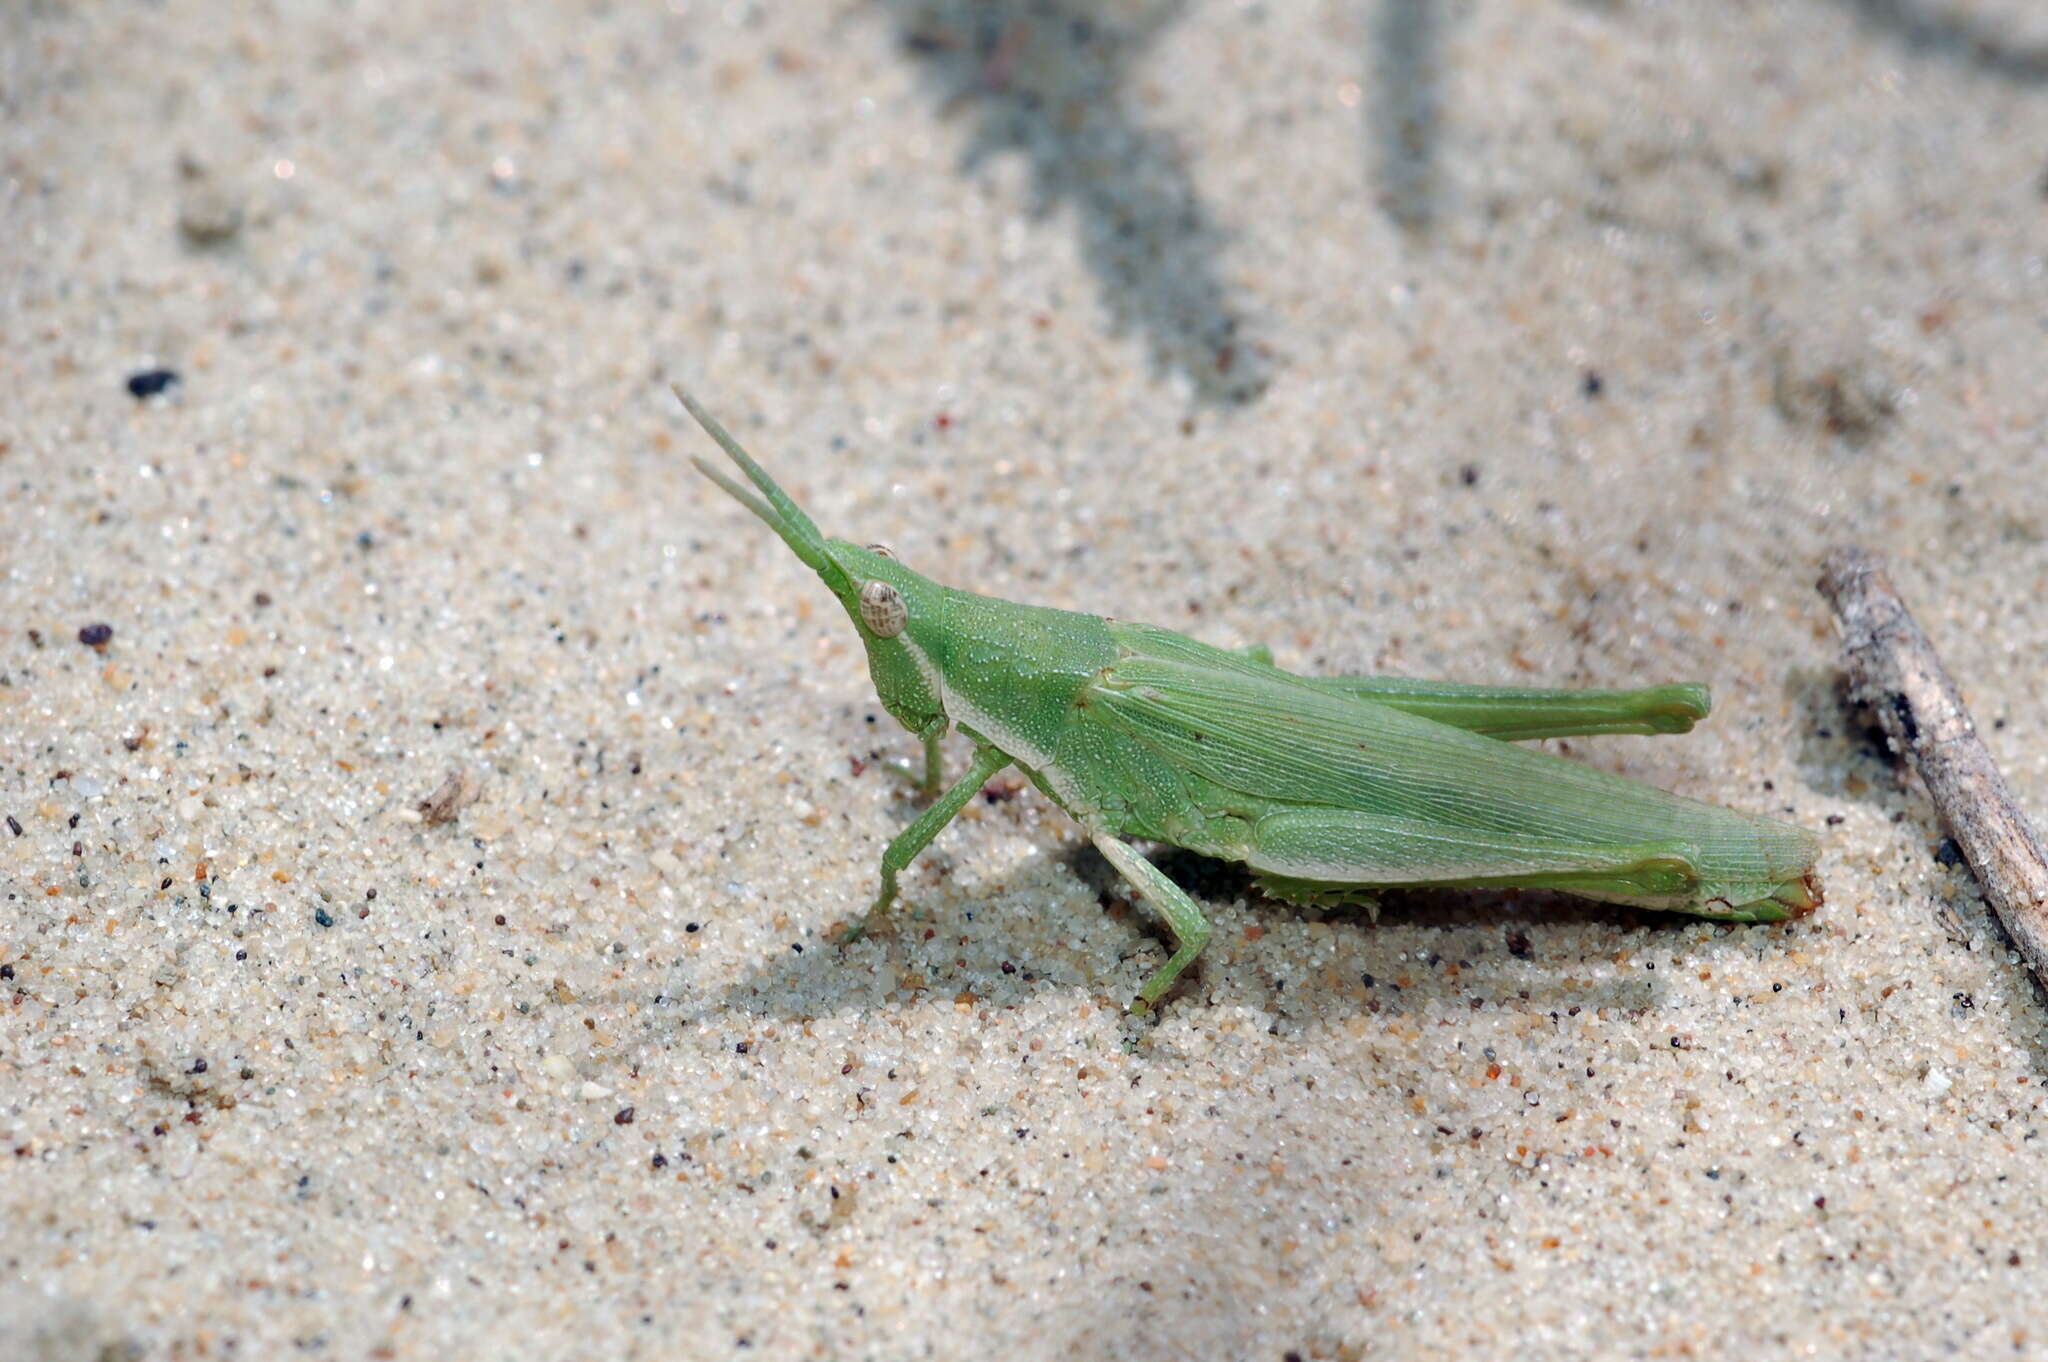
[1248, 808, 1708, 909]
[1246, 807, 1809, 921]
[1224, 642, 1709, 741]
[1296, 677, 1712, 741]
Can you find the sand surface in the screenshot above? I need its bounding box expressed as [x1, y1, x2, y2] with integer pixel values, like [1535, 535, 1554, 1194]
[6, 2, 2048, 1358]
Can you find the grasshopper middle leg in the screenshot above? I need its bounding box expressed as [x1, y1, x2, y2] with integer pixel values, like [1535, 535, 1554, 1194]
[1092, 833, 1214, 1012]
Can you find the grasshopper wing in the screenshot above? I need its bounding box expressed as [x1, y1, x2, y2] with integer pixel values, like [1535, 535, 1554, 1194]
[1086, 635, 1818, 914]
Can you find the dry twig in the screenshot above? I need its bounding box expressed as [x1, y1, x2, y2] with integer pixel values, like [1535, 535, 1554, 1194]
[1818, 547, 2048, 984]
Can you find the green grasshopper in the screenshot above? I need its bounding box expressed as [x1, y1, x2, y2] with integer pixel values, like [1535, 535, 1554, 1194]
[677, 387, 1821, 1011]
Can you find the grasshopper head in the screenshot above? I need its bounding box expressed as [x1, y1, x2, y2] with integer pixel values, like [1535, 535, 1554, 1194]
[676, 386, 948, 738]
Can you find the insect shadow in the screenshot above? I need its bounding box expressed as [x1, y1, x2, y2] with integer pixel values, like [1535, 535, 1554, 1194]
[884, 0, 1269, 407]
[699, 835, 1710, 1027]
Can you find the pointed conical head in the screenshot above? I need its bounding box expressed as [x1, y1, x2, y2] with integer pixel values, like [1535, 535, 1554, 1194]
[675, 385, 949, 737]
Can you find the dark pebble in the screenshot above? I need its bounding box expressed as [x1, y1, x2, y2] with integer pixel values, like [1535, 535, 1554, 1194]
[313, 907, 334, 928]
[126, 369, 181, 399]
[78, 623, 114, 647]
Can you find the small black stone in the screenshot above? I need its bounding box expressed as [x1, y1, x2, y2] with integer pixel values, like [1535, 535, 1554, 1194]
[77, 622, 114, 647]
[126, 368, 181, 399]
[313, 907, 334, 928]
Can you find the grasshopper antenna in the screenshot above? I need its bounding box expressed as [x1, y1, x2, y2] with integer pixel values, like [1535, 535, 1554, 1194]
[672, 382, 850, 593]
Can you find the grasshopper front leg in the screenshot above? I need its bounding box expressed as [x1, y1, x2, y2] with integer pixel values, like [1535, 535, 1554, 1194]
[845, 744, 1013, 943]
[881, 724, 948, 798]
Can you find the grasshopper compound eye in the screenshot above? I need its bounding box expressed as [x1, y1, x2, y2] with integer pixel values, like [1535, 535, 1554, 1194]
[859, 579, 907, 637]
